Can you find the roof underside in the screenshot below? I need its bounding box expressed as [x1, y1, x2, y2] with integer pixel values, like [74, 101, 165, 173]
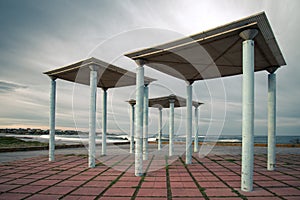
[44, 57, 155, 89]
[125, 12, 286, 81]
[129, 95, 203, 108]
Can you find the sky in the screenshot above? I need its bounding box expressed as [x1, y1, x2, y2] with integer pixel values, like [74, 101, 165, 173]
[0, 0, 299, 136]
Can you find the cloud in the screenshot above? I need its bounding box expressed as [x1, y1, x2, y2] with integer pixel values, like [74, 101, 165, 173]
[0, 80, 27, 93]
[0, 0, 299, 136]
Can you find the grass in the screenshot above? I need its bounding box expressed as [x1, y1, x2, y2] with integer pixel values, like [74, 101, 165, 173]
[0, 136, 47, 148]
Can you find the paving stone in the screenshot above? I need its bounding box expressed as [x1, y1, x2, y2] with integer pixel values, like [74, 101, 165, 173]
[253, 175, 274, 181]
[103, 187, 135, 197]
[181, 181, 197, 188]
[71, 186, 105, 195]
[40, 186, 76, 195]
[283, 197, 300, 200]
[246, 197, 282, 200]
[118, 176, 142, 182]
[36, 170, 58, 175]
[171, 198, 205, 200]
[69, 175, 95, 181]
[45, 174, 73, 180]
[83, 180, 111, 187]
[23, 174, 49, 179]
[101, 197, 131, 200]
[19, 170, 41, 174]
[273, 175, 299, 181]
[0, 184, 20, 192]
[79, 171, 102, 176]
[282, 180, 300, 187]
[194, 176, 219, 181]
[238, 187, 275, 196]
[30, 179, 61, 186]
[205, 188, 238, 197]
[112, 181, 139, 188]
[171, 188, 203, 197]
[11, 185, 47, 193]
[57, 170, 80, 175]
[198, 181, 228, 188]
[255, 180, 287, 187]
[57, 180, 85, 187]
[0, 192, 30, 199]
[226, 181, 241, 187]
[0, 153, 299, 199]
[1, 173, 27, 179]
[0, 177, 13, 184]
[93, 175, 116, 181]
[219, 175, 242, 181]
[169, 176, 183, 181]
[141, 181, 154, 188]
[5, 178, 35, 185]
[63, 195, 97, 200]
[268, 187, 300, 196]
[152, 181, 167, 188]
[26, 194, 62, 200]
[137, 188, 167, 197]
[209, 198, 242, 200]
[153, 177, 166, 182]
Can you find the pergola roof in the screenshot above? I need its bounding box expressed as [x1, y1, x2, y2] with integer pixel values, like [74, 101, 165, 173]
[128, 95, 203, 108]
[44, 57, 156, 89]
[125, 12, 286, 81]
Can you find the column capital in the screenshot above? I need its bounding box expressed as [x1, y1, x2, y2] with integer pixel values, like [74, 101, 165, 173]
[186, 80, 194, 85]
[266, 67, 278, 74]
[49, 76, 57, 81]
[193, 103, 201, 108]
[239, 29, 258, 40]
[128, 99, 136, 106]
[168, 94, 176, 103]
[102, 87, 108, 91]
[144, 83, 149, 87]
[135, 59, 147, 67]
[89, 65, 99, 71]
[158, 106, 163, 111]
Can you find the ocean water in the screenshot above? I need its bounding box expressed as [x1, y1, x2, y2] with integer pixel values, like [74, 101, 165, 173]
[158, 134, 300, 144]
[2, 133, 300, 145]
[193, 135, 300, 144]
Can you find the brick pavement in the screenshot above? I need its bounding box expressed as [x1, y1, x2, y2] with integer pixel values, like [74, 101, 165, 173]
[0, 153, 299, 199]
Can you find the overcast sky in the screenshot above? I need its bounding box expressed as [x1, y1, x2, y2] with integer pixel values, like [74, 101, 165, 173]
[0, 0, 299, 136]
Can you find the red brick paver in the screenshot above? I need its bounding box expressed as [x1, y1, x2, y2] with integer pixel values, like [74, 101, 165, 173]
[0, 152, 299, 199]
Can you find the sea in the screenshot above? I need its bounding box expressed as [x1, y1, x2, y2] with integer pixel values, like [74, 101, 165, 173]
[194, 135, 300, 144]
[1, 133, 299, 145]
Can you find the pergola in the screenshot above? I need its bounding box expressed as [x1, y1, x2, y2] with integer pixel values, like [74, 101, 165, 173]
[125, 12, 286, 192]
[44, 57, 155, 168]
[128, 95, 203, 159]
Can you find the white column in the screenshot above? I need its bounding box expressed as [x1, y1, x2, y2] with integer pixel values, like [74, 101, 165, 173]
[186, 81, 193, 164]
[239, 29, 258, 192]
[49, 77, 56, 161]
[194, 104, 200, 152]
[169, 95, 175, 156]
[129, 100, 135, 154]
[158, 107, 163, 150]
[135, 59, 144, 176]
[143, 84, 149, 160]
[268, 73, 276, 170]
[102, 88, 107, 156]
[89, 66, 98, 168]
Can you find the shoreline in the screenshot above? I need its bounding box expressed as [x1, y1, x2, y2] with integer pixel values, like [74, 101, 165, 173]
[0, 141, 299, 153]
[1, 143, 300, 164]
[152, 141, 300, 147]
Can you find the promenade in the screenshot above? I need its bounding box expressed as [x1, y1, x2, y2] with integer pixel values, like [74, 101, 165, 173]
[0, 145, 299, 199]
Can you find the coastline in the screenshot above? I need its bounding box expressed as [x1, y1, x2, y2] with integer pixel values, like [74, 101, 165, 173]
[0, 132, 299, 153]
[0, 141, 299, 153]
